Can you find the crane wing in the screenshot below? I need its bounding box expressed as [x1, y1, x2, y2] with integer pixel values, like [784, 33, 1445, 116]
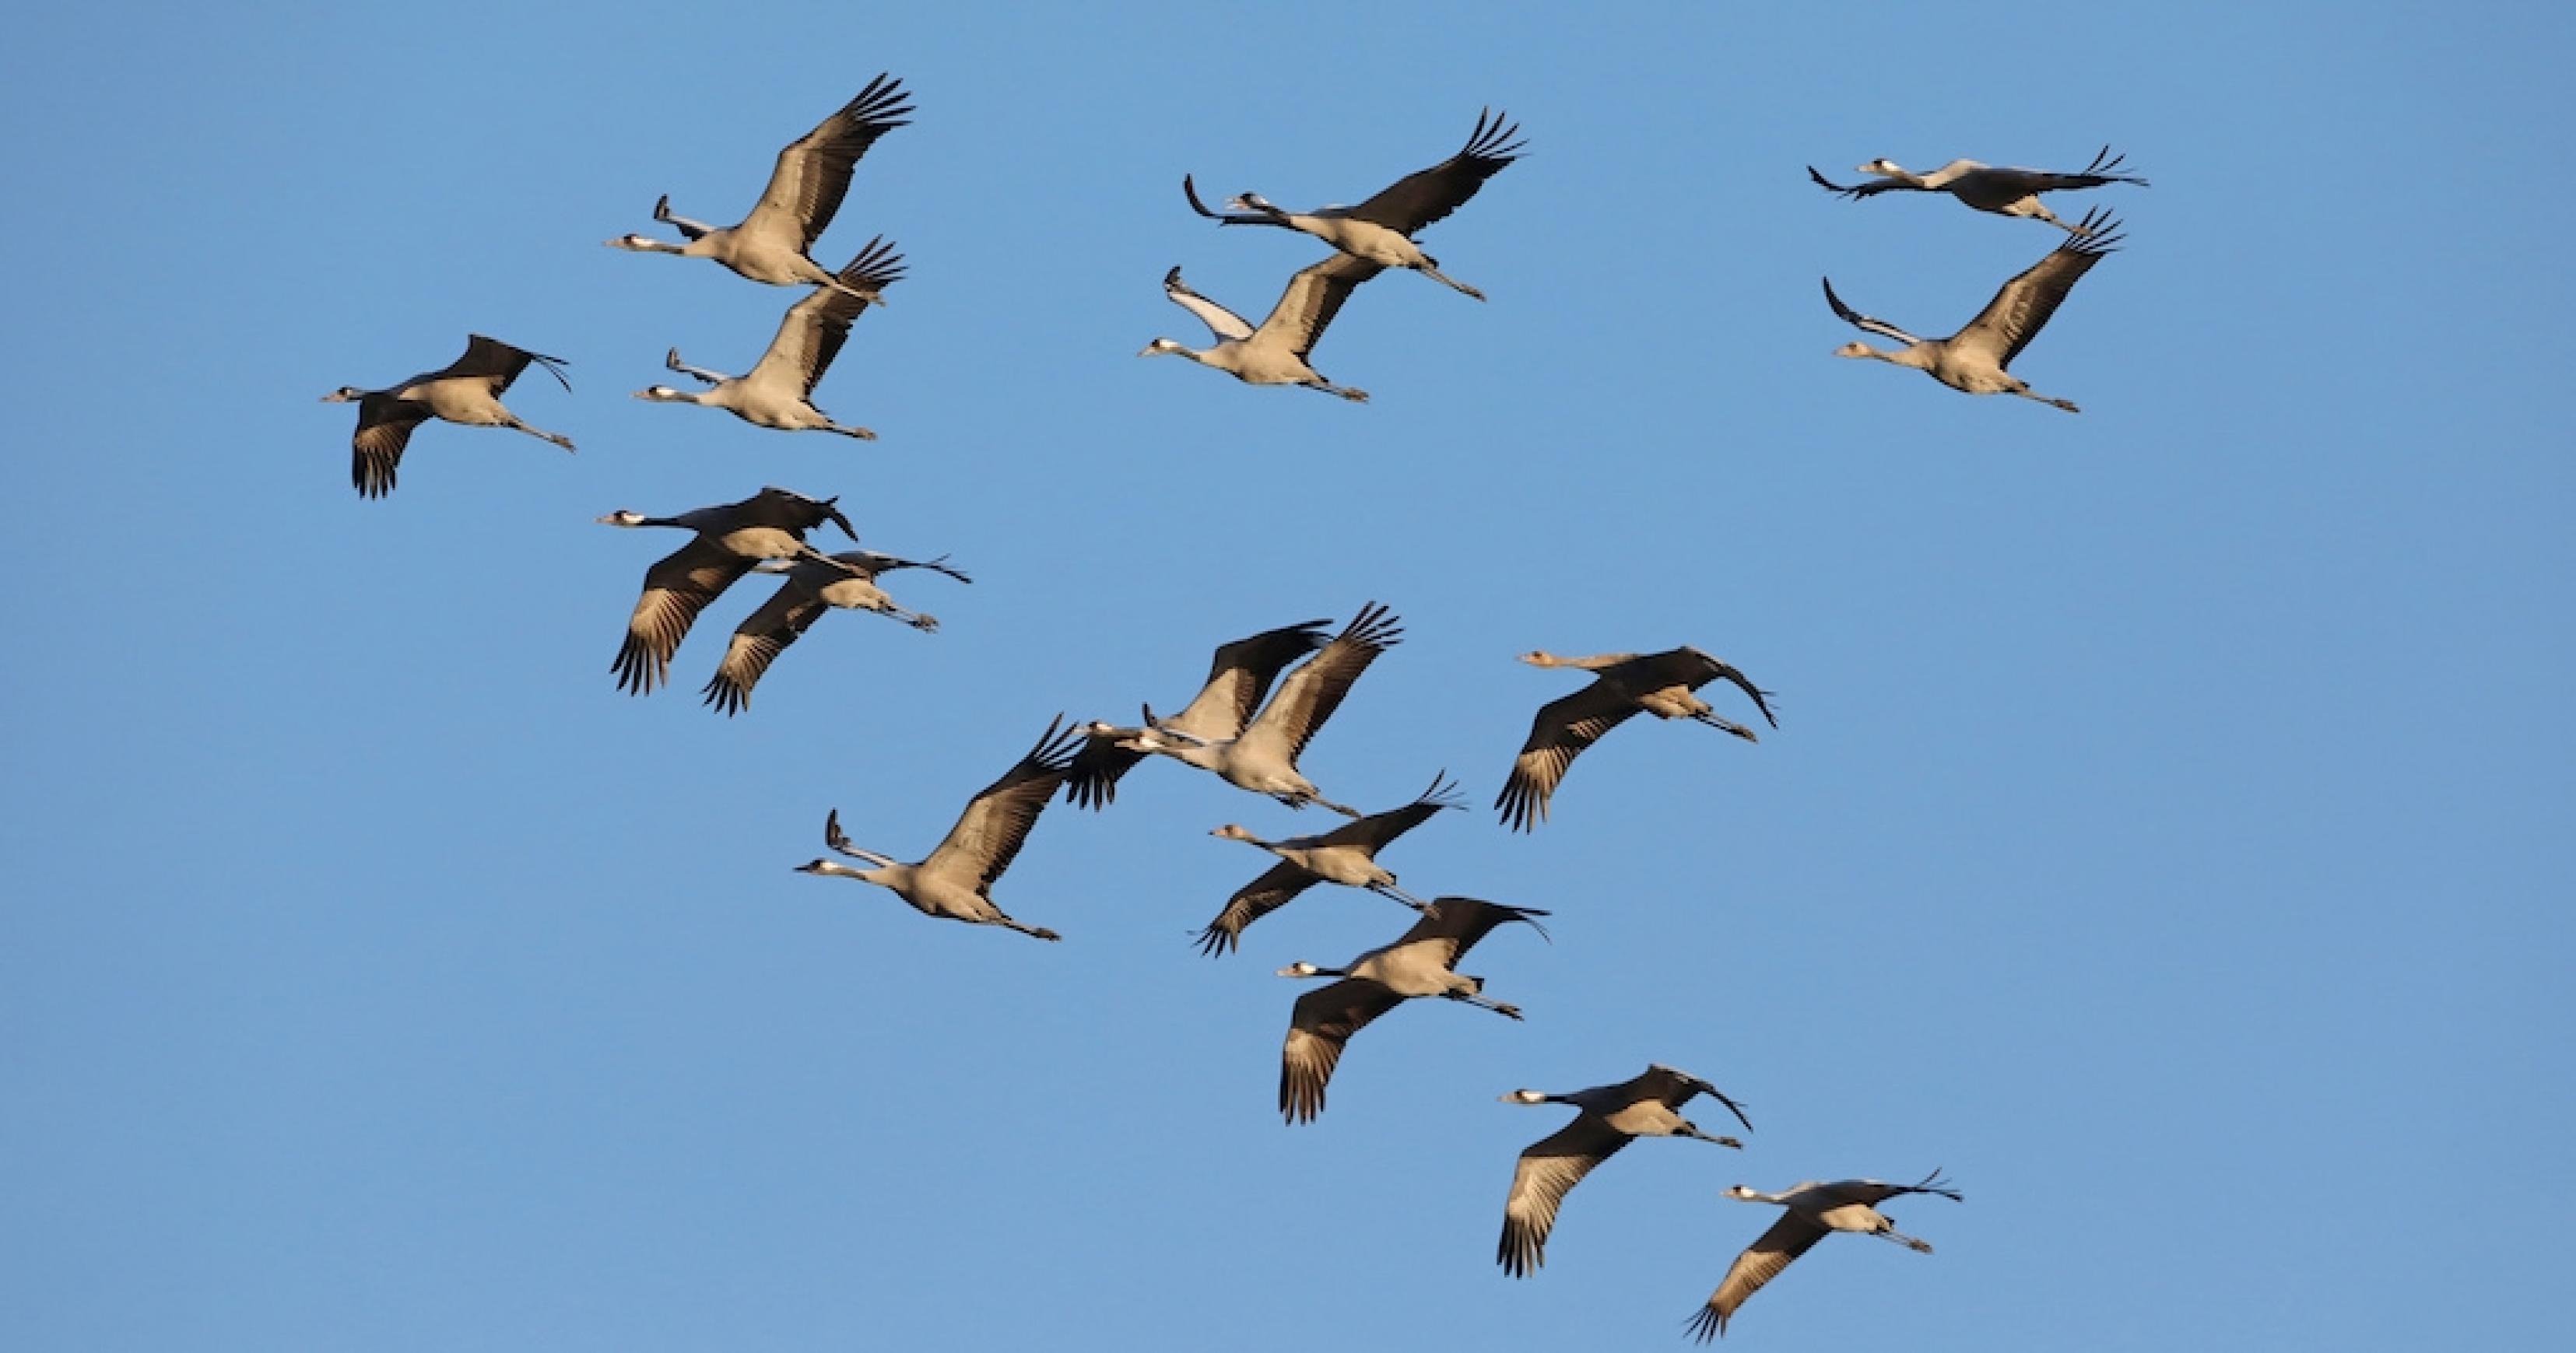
[922, 717, 1082, 890]
[749, 237, 903, 397]
[1689, 1210, 1830, 1341]
[1164, 619, 1337, 741]
[613, 537, 756, 695]
[1496, 681, 1642, 832]
[1195, 860, 1322, 957]
[700, 577, 829, 716]
[1279, 977, 1405, 1123]
[1347, 108, 1525, 235]
[1806, 165, 1910, 199]
[1630, 648, 1778, 729]
[1240, 602, 1402, 765]
[442, 334, 570, 394]
[1255, 251, 1386, 360]
[1161, 266, 1255, 342]
[1317, 770, 1461, 850]
[1820, 276, 1925, 348]
[1498, 1116, 1631, 1278]
[742, 74, 913, 251]
[349, 395, 428, 499]
[1950, 209, 2123, 370]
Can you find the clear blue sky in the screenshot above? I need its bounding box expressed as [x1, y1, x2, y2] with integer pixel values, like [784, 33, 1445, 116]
[2, 2, 2567, 1348]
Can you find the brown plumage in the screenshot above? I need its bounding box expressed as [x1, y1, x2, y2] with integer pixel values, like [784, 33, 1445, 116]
[1498, 647, 1776, 831]
[1198, 771, 1462, 955]
[322, 335, 572, 499]
[1823, 209, 2125, 412]
[1277, 897, 1546, 1123]
[1690, 1171, 1962, 1340]
[598, 488, 858, 696]
[1496, 1064, 1753, 1277]
[1069, 619, 1333, 810]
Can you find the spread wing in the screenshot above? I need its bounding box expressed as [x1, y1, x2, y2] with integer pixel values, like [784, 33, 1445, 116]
[1240, 602, 1401, 765]
[1161, 266, 1255, 342]
[349, 395, 427, 499]
[1498, 1116, 1630, 1277]
[1279, 978, 1405, 1123]
[1689, 1211, 1830, 1341]
[1064, 728, 1147, 811]
[1195, 861, 1321, 957]
[921, 717, 1081, 890]
[699, 577, 830, 716]
[749, 237, 902, 396]
[1347, 108, 1524, 235]
[1981, 145, 2150, 195]
[1386, 896, 1549, 971]
[1496, 681, 1642, 832]
[613, 537, 757, 695]
[1316, 770, 1461, 850]
[1254, 252, 1386, 360]
[1629, 648, 1778, 729]
[1806, 165, 1911, 199]
[1951, 209, 2123, 369]
[1164, 619, 1337, 741]
[444, 334, 570, 394]
[1820, 276, 1925, 348]
[1635, 1064, 1754, 1134]
[742, 74, 913, 250]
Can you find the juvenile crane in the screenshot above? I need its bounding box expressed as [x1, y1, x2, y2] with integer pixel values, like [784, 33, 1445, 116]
[1181, 108, 1524, 300]
[793, 717, 1082, 941]
[322, 335, 572, 498]
[635, 238, 901, 438]
[701, 549, 970, 715]
[1278, 897, 1547, 1123]
[1690, 1171, 1963, 1341]
[1823, 209, 2125, 412]
[1067, 619, 1333, 811]
[597, 486, 858, 695]
[1809, 145, 2145, 231]
[1139, 256, 1381, 401]
[1198, 772, 1462, 955]
[1499, 647, 1777, 832]
[1496, 1064, 1753, 1278]
[1095, 603, 1402, 817]
[606, 75, 911, 295]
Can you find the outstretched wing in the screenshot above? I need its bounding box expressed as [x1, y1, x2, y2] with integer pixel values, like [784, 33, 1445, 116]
[1164, 619, 1337, 742]
[743, 74, 913, 250]
[445, 334, 570, 394]
[1317, 770, 1462, 850]
[1195, 861, 1322, 957]
[349, 395, 427, 499]
[1241, 602, 1402, 764]
[1951, 209, 2124, 369]
[1635, 1064, 1754, 1134]
[1161, 266, 1255, 342]
[1255, 252, 1386, 360]
[1498, 1116, 1630, 1278]
[1279, 978, 1404, 1123]
[1689, 1211, 1830, 1341]
[1629, 647, 1778, 729]
[1820, 276, 1925, 348]
[1388, 896, 1549, 970]
[1806, 165, 1909, 200]
[922, 717, 1083, 889]
[613, 537, 756, 695]
[700, 577, 830, 715]
[1496, 681, 1642, 832]
[1347, 108, 1525, 235]
[750, 237, 903, 396]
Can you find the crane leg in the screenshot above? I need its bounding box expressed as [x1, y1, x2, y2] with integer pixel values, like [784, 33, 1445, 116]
[1691, 710, 1760, 742]
[1416, 264, 1486, 301]
[504, 416, 575, 451]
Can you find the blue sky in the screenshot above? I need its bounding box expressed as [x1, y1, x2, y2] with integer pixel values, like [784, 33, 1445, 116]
[2, 2, 2568, 1348]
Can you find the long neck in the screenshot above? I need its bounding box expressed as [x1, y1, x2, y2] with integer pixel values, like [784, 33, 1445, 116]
[1872, 345, 1936, 372]
[1535, 652, 1633, 671]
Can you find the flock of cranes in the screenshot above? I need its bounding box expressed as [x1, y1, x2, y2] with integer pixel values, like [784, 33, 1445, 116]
[318, 72, 2155, 1339]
